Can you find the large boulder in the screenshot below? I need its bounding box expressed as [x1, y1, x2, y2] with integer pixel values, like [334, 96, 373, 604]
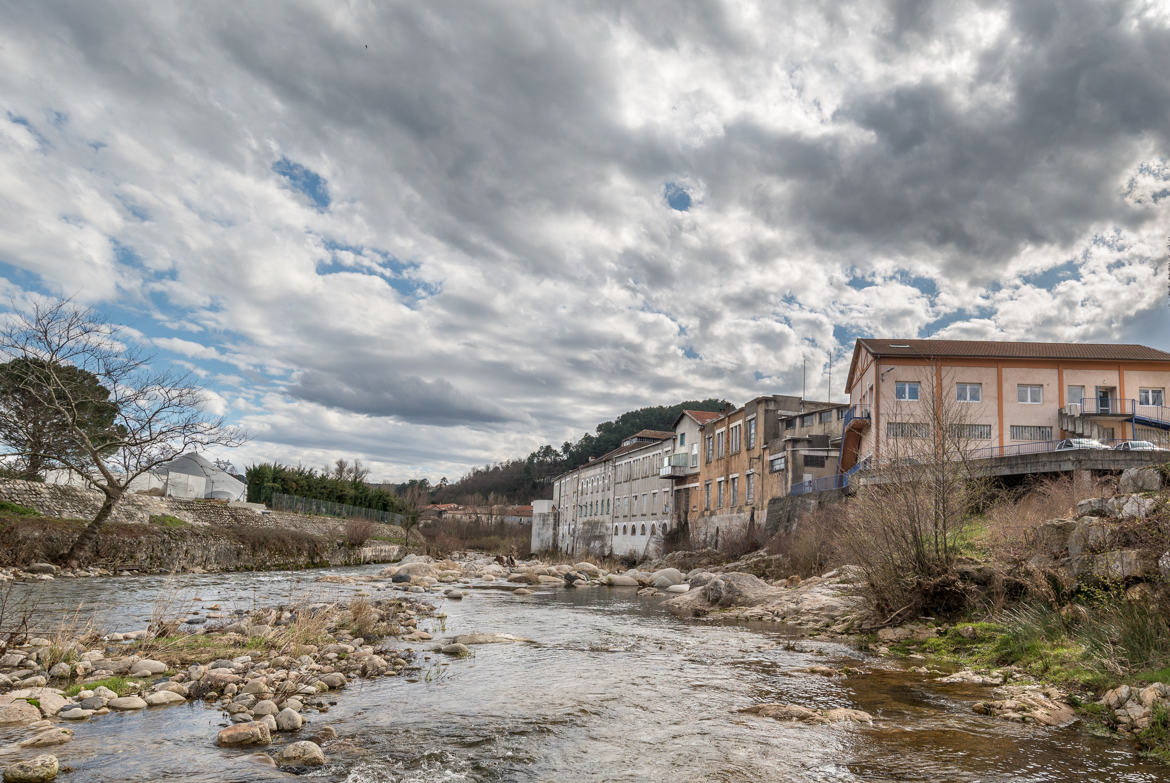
[393, 562, 437, 579]
[217, 721, 271, 747]
[3, 689, 66, 718]
[606, 574, 639, 587]
[3, 755, 58, 782]
[0, 702, 43, 726]
[1076, 497, 1116, 518]
[1120, 467, 1164, 495]
[1089, 549, 1153, 581]
[275, 740, 326, 767]
[650, 568, 684, 589]
[701, 573, 774, 608]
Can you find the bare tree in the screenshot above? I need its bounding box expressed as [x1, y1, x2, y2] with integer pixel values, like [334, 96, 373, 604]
[0, 300, 246, 564]
[839, 369, 993, 617]
[400, 483, 426, 549]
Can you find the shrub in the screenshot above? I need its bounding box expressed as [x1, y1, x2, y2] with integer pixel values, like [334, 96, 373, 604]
[420, 518, 530, 557]
[766, 503, 847, 577]
[342, 518, 375, 547]
[149, 514, 188, 528]
[0, 501, 41, 517]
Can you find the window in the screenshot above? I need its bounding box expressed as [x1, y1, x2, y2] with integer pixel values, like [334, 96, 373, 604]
[895, 381, 920, 401]
[678, 432, 686, 447]
[715, 430, 726, 458]
[641, 524, 647, 536]
[690, 443, 699, 468]
[716, 480, 725, 507]
[837, 407, 848, 419]
[730, 476, 739, 506]
[704, 482, 712, 510]
[785, 418, 795, 430]
[950, 423, 992, 440]
[746, 417, 757, 449]
[1068, 385, 1085, 405]
[769, 455, 787, 472]
[1017, 384, 1043, 404]
[614, 526, 618, 536]
[730, 424, 741, 453]
[623, 525, 627, 535]
[800, 414, 815, 427]
[650, 524, 656, 535]
[1140, 388, 1165, 407]
[1010, 425, 1052, 441]
[819, 410, 833, 423]
[887, 421, 931, 438]
[705, 434, 714, 463]
[745, 473, 754, 503]
[956, 383, 981, 403]
[803, 454, 826, 468]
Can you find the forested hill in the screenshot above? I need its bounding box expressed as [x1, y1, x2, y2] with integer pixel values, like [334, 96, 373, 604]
[429, 399, 730, 504]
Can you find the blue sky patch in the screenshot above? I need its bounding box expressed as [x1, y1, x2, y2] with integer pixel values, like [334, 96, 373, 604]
[273, 156, 331, 211]
[682, 345, 700, 359]
[664, 182, 691, 211]
[317, 239, 439, 302]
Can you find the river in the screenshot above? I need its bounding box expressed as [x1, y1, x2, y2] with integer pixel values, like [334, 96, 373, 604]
[3, 565, 1166, 782]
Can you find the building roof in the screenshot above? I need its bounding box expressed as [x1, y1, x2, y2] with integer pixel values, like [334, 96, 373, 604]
[629, 429, 675, 441]
[673, 409, 722, 429]
[847, 338, 1170, 389]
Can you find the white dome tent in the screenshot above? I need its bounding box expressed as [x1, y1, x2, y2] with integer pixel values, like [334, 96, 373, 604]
[128, 452, 246, 501]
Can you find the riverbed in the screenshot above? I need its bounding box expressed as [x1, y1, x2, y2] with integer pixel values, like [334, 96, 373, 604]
[3, 566, 1167, 782]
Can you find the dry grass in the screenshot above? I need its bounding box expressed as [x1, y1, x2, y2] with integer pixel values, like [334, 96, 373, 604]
[983, 474, 1112, 564]
[766, 504, 847, 577]
[422, 518, 530, 557]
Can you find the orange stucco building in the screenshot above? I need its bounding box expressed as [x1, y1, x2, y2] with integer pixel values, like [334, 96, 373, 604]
[841, 339, 1170, 471]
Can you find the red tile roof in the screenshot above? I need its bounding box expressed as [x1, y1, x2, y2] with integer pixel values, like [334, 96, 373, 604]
[858, 338, 1170, 361]
[683, 409, 721, 424]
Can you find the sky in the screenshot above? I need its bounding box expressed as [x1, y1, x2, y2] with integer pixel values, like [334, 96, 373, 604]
[1, 0, 1169, 483]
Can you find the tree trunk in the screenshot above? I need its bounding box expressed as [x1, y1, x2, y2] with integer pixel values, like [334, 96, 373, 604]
[64, 491, 120, 566]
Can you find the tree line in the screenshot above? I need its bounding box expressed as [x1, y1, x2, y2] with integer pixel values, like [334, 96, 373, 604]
[245, 460, 409, 514]
[430, 398, 729, 504]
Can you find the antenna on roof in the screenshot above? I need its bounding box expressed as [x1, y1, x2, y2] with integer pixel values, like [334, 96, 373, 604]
[827, 350, 832, 403]
[802, 357, 806, 402]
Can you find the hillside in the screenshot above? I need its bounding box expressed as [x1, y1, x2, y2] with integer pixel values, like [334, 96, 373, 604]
[430, 399, 730, 504]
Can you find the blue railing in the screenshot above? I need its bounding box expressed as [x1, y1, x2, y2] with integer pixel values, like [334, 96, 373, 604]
[1073, 398, 1135, 416]
[843, 405, 871, 427]
[789, 474, 848, 496]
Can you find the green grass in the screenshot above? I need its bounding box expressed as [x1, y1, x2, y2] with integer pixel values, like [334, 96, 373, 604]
[64, 676, 143, 698]
[0, 501, 41, 517]
[149, 513, 189, 527]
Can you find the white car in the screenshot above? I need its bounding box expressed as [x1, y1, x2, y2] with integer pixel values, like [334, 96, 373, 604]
[1113, 440, 1160, 451]
[1054, 438, 1109, 451]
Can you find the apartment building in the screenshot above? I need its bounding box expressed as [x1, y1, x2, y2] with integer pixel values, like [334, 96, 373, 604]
[841, 339, 1170, 471]
[689, 396, 843, 547]
[761, 404, 848, 498]
[546, 429, 674, 557]
[659, 409, 722, 535]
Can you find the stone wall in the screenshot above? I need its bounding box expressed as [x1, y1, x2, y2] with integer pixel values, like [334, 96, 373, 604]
[0, 479, 404, 539]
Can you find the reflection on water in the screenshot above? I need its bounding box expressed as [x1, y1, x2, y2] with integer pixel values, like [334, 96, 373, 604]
[4, 569, 1167, 782]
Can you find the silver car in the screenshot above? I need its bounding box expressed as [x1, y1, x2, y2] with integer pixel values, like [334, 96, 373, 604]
[1113, 440, 1159, 451]
[1055, 438, 1109, 451]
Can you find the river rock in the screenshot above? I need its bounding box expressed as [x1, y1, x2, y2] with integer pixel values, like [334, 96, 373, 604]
[665, 584, 689, 593]
[107, 696, 148, 710]
[144, 690, 186, 706]
[938, 670, 1005, 686]
[974, 686, 1076, 727]
[275, 707, 303, 731]
[129, 659, 168, 676]
[513, 588, 532, 596]
[574, 562, 601, 577]
[18, 728, 73, 748]
[217, 721, 272, 747]
[741, 703, 873, 724]
[450, 633, 531, 645]
[275, 740, 326, 767]
[57, 708, 92, 720]
[260, 714, 278, 732]
[606, 574, 639, 587]
[5, 689, 67, 717]
[2, 754, 58, 782]
[441, 643, 471, 657]
[444, 589, 464, 599]
[0, 702, 42, 726]
[24, 563, 57, 575]
[252, 699, 279, 717]
[701, 573, 773, 608]
[650, 568, 684, 588]
[1120, 466, 1163, 494]
[319, 673, 347, 689]
[46, 664, 70, 681]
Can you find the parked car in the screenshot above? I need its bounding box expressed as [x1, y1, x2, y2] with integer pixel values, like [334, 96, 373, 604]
[1113, 440, 1161, 451]
[1054, 438, 1109, 451]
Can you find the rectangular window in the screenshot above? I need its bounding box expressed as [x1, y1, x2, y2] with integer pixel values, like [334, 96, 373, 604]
[746, 418, 757, 449]
[1017, 384, 1043, 404]
[1068, 385, 1085, 405]
[785, 418, 795, 430]
[1009, 425, 1052, 441]
[690, 443, 699, 467]
[895, 381, 920, 401]
[716, 480, 725, 508]
[705, 435, 714, 463]
[800, 413, 815, 427]
[956, 383, 982, 402]
[745, 473, 754, 503]
[715, 430, 726, 458]
[837, 407, 848, 419]
[730, 424, 741, 453]
[950, 423, 992, 440]
[704, 482, 711, 510]
[819, 410, 833, 423]
[802, 454, 826, 468]
[887, 421, 931, 438]
[730, 476, 738, 506]
[1140, 388, 1165, 406]
[678, 432, 686, 447]
[769, 455, 787, 472]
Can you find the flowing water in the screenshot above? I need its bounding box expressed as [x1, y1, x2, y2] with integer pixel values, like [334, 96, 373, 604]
[2, 567, 1167, 782]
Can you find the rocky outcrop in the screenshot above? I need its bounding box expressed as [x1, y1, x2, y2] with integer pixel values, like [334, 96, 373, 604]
[1100, 683, 1170, 736]
[740, 702, 873, 724]
[971, 685, 1077, 726]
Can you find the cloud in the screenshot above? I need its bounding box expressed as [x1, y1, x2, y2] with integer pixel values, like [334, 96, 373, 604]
[0, 0, 1167, 482]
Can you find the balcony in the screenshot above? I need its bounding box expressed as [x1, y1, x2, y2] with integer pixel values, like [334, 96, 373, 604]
[658, 453, 697, 477]
[843, 405, 871, 429]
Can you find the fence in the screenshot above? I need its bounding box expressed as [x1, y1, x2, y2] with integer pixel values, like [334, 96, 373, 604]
[269, 492, 405, 524]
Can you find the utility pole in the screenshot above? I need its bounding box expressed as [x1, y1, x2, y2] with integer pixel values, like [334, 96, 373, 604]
[802, 357, 806, 402]
[827, 350, 832, 403]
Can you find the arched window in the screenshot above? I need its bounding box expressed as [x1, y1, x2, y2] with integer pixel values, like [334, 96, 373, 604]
[641, 524, 647, 535]
[614, 526, 618, 536]
[623, 525, 628, 535]
[650, 523, 656, 535]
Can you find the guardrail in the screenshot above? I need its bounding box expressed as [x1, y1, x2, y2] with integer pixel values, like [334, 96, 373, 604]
[843, 405, 871, 427]
[789, 474, 848, 496]
[1067, 399, 1170, 426]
